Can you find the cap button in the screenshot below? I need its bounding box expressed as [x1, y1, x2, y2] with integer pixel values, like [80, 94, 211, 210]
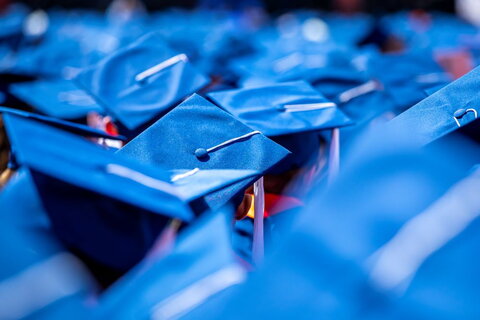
[454, 108, 466, 118]
[194, 148, 209, 159]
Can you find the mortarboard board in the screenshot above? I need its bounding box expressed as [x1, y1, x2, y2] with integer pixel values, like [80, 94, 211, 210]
[207, 81, 353, 137]
[9, 79, 104, 120]
[75, 32, 210, 132]
[2, 113, 193, 272]
[233, 48, 369, 99]
[381, 65, 480, 147]
[366, 50, 451, 111]
[93, 208, 246, 320]
[0, 168, 97, 320]
[0, 106, 125, 141]
[117, 94, 291, 209]
[208, 81, 353, 171]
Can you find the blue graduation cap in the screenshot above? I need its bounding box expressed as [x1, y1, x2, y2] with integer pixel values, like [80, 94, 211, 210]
[207, 81, 353, 137]
[1, 33, 104, 78]
[0, 106, 125, 141]
[118, 94, 290, 208]
[0, 4, 27, 42]
[0, 169, 96, 320]
[185, 126, 479, 319]
[75, 32, 211, 131]
[366, 49, 451, 111]
[9, 79, 104, 120]
[208, 81, 352, 171]
[92, 208, 245, 320]
[2, 113, 193, 272]
[383, 65, 480, 146]
[234, 48, 369, 98]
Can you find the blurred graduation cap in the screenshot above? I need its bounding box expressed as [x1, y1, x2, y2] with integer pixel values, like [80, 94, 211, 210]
[118, 94, 290, 209]
[2, 113, 193, 273]
[9, 79, 104, 120]
[0, 4, 27, 42]
[208, 81, 352, 170]
[0, 106, 125, 142]
[0, 169, 96, 320]
[383, 65, 480, 147]
[75, 32, 210, 132]
[208, 81, 352, 137]
[187, 125, 480, 319]
[234, 49, 369, 100]
[366, 49, 451, 111]
[93, 209, 245, 320]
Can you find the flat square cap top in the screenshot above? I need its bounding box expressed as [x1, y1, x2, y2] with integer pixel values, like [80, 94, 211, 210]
[118, 94, 290, 173]
[10, 79, 103, 119]
[208, 81, 353, 136]
[75, 32, 210, 130]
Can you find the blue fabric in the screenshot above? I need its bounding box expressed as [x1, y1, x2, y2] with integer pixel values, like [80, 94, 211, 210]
[170, 169, 259, 203]
[0, 4, 27, 40]
[0, 169, 96, 320]
[9, 79, 104, 119]
[182, 129, 479, 319]
[235, 49, 367, 93]
[93, 209, 243, 320]
[208, 80, 352, 169]
[3, 114, 193, 271]
[0, 106, 125, 141]
[366, 50, 451, 110]
[118, 94, 290, 208]
[75, 32, 210, 130]
[383, 65, 480, 146]
[207, 81, 353, 137]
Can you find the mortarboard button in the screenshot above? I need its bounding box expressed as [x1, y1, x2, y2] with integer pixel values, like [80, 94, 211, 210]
[453, 108, 467, 118]
[194, 148, 209, 159]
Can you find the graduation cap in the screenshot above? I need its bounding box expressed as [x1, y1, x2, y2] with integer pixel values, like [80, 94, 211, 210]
[234, 49, 369, 100]
[207, 81, 353, 137]
[383, 65, 480, 147]
[0, 106, 125, 141]
[0, 169, 96, 320]
[2, 113, 193, 272]
[188, 127, 479, 319]
[9, 79, 104, 120]
[366, 49, 451, 111]
[75, 32, 210, 132]
[208, 81, 352, 172]
[0, 3, 27, 43]
[93, 209, 245, 320]
[118, 93, 291, 208]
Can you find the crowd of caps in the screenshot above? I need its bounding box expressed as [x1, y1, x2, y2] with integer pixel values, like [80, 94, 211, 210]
[1, 1, 480, 319]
